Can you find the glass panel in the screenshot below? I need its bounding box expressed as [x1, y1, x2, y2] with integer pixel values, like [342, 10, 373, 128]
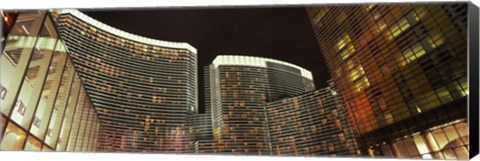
[30, 42, 67, 139]
[441, 148, 458, 159]
[67, 90, 86, 151]
[45, 60, 75, 147]
[404, 137, 420, 157]
[24, 135, 42, 151]
[432, 128, 449, 150]
[56, 74, 82, 151]
[1, 12, 45, 116]
[413, 135, 432, 158]
[453, 146, 469, 160]
[81, 105, 93, 152]
[392, 139, 409, 158]
[454, 122, 468, 144]
[0, 123, 26, 150]
[10, 22, 56, 129]
[380, 144, 394, 157]
[443, 125, 460, 148]
[74, 98, 89, 151]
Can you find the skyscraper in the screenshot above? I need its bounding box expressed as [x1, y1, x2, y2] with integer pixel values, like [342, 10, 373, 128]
[307, 3, 469, 159]
[1, 11, 101, 151]
[203, 55, 315, 155]
[266, 81, 357, 156]
[54, 9, 198, 152]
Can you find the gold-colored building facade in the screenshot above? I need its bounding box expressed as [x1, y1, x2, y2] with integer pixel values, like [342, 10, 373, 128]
[307, 3, 469, 159]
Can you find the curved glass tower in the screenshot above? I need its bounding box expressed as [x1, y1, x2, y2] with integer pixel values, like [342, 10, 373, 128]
[55, 10, 198, 153]
[203, 55, 315, 155]
[266, 82, 357, 156]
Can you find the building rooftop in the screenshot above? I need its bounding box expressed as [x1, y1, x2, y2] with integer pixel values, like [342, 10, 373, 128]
[212, 55, 313, 80]
[54, 9, 198, 53]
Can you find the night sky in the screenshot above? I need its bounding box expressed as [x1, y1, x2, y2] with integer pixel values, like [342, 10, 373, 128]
[82, 6, 330, 113]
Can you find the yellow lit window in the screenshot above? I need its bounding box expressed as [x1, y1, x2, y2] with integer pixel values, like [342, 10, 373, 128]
[373, 13, 381, 20]
[390, 26, 401, 39]
[341, 45, 356, 60]
[378, 20, 387, 32]
[388, 18, 411, 40]
[337, 39, 347, 50]
[384, 112, 394, 124]
[366, 4, 375, 11]
[350, 65, 365, 82]
[399, 18, 410, 31]
[355, 76, 370, 92]
[400, 43, 426, 66]
[413, 43, 426, 58]
[414, 10, 427, 21]
[429, 31, 445, 48]
[403, 50, 415, 65]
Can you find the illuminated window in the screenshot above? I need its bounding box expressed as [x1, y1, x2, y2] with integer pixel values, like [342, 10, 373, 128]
[336, 34, 355, 60]
[429, 31, 445, 48]
[388, 18, 411, 40]
[350, 66, 366, 81]
[366, 4, 375, 11]
[355, 76, 370, 92]
[399, 43, 426, 66]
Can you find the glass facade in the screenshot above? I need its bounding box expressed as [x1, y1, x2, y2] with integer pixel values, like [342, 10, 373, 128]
[0, 11, 101, 152]
[55, 10, 198, 152]
[306, 3, 469, 159]
[266, 82, 357, 156]
[197, 55, 316, 155]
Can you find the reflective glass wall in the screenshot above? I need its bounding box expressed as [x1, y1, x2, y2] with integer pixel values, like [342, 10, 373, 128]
[0, 11, 101, 152]
[266, 83, 358, 157]
[306, 3, 469, 159]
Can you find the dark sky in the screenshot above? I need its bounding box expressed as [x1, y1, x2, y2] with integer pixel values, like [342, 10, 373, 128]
[82, 6, 330, 113]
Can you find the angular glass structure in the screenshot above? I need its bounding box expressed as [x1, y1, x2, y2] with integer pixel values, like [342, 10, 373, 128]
[1, 11, 101, 151]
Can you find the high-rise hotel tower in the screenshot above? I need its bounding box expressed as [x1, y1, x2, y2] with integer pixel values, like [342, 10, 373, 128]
[307, 3, 470, 159]
[202, 55, 315, 155]
[1, 10, 198, 153]
[265, 81, 358, 156]
[55, 10, 198, 153]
